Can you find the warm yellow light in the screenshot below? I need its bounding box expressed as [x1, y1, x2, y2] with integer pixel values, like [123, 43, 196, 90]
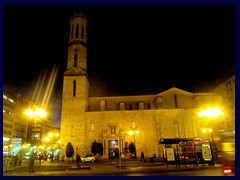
[39, 146, 44, 149]
[202, 128, 212, 133]
[25, 109, 35, 118]
[210, 108, 222, 117]
[48, 133, 53, 137]
[55, 133, 59, 137]
[36, 108, 46, 118]
[128, 130, 139, 135]
[25, 107, 46, 119]
[44, 137, 50, 142]
[58, 140, 61, 143]
[22, 144, 28, 149]
[198, 107, 222, 118]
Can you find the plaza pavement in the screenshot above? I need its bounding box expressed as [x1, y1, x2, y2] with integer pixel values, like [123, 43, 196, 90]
[3, 158, 222, 176]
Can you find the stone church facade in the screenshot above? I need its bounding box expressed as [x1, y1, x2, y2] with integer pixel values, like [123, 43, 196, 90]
[60, 13, 224, 160]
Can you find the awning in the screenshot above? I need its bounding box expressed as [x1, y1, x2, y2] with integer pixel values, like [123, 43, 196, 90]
[159, 138, 195, 144]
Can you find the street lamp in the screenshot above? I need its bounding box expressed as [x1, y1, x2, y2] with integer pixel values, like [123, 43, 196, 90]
[25, 102, 46, 173]
[128, 129, 139, 159]
[44, 132, 60, 162]
[198, 107, 222, 165]
[25, 104, 46, 145]
[202, 128, 214, 142]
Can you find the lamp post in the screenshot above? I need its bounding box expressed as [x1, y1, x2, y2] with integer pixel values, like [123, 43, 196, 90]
[25, 103, 46, 145]
[25, 102, 46, 172]
[202, 128, 214, 142]
[198, 107, 222, 165]
[118, 129, 123, 171]
[128, 129, 139, 159]
[44, 132, 60, 162]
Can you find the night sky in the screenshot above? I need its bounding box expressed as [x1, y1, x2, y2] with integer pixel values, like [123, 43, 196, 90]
[3, 4, 235, 127]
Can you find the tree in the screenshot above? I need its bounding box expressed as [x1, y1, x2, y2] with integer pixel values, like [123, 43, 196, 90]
[128, 142, 136, 159]
[129, 142, 136, 152]
[91, 140, 103, 155]
[66, 142, 74, 160]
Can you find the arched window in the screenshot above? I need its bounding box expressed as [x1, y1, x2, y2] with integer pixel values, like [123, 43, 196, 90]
[81, 24, 84, 39]
[76, 24, 79, 38]
[74, 54, 78, 67]
[73, 80, 76, 96]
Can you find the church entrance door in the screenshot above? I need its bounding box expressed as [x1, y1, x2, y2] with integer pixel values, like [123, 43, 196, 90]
[108, 140, 119, 159]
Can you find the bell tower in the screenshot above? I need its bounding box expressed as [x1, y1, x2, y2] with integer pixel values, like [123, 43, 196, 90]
[65, 12, 87, 75]
[60, 12, 89, 158]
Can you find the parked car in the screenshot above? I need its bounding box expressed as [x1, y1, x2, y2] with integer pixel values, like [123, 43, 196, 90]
[81, 154, 95, 162]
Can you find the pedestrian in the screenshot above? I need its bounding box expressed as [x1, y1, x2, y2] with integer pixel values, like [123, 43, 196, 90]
[76, 154, 81, 168]
[62, 155, 65, 162]
[39, 154, 43, 165]
[140, 151, 145, 162]
[153, 153, 156, 159]
[14, 155, 18, 166]
[19, 155, 22, 166]
[29, 154, 34, 173]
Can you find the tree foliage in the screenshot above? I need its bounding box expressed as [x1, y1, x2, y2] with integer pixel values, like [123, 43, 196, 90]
[91, 140, 103, 155]
[128, 142, 136, 153]
[66, 142, 74, 158]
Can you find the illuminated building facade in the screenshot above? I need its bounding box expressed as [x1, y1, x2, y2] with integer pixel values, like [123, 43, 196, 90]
[60, 13, 227, 159]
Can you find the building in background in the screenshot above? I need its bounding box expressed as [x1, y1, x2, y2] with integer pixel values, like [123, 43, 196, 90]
[3, 89, 29, 155]
[212, 67, 235, 130]
[3, 87, 52, 155]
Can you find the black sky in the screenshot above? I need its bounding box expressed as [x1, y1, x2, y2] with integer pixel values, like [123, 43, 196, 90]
[3, 4, 235, 126]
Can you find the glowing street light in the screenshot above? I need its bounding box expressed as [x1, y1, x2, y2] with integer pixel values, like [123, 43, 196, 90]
[44, 132, 60, 162]
[25, 103, 46, 173]
[25, 103, 46, 145]
[198, 107, 222, 118]
[198, 107, 222, 165]
[202, 128, 213, 141]
[198, 107, 222, 141]
[128, 129, 139, 159]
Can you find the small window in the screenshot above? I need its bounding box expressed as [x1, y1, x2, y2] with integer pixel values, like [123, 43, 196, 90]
[147, 103, 151, 109]
[129, 103, 132, 110]
[74, 54, 78, 67]
[76, 24, 79, 38]
[71, 25, 74, 39]
[73, 80, 76, 96]
[81, 24, 84, 39]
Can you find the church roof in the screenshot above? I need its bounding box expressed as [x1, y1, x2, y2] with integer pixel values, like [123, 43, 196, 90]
[156, 87, 193, 96]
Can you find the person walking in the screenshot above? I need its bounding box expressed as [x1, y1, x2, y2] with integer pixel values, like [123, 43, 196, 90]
[62, 155, 65, 162]
[39, 154, 43, 165]
[13, 155, 18, 166]
[140, 151, 145, 162]
[18, 155, 22, 166]
[76, 154, 81, 168]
